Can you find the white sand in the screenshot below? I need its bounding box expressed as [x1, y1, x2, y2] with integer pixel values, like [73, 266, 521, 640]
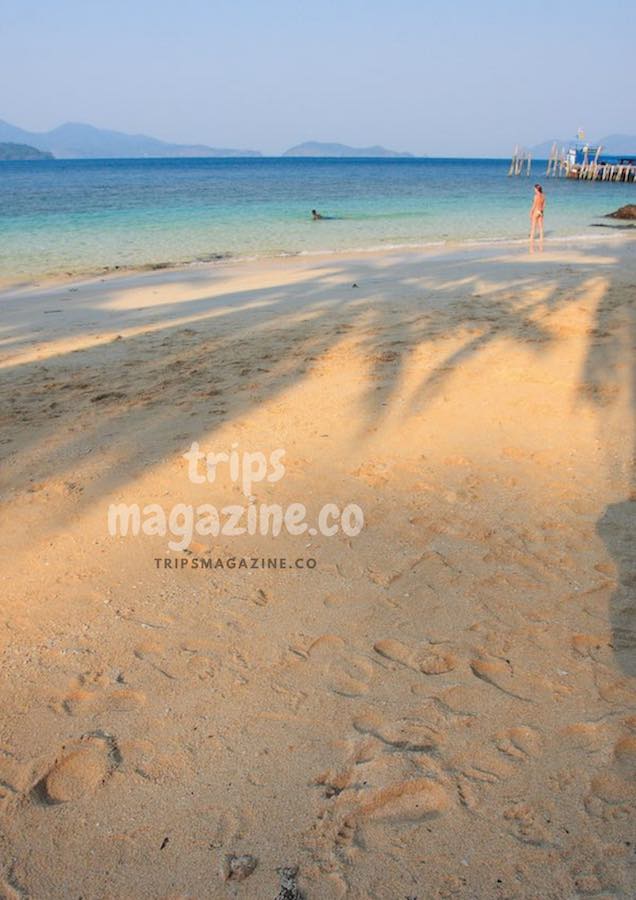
[0, 237, 634, 898]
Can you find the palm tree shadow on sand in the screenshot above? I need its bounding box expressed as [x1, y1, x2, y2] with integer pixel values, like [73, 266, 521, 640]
[1, 245, 633, 614]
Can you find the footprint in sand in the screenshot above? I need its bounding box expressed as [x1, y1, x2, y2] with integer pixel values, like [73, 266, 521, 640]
[134, 639, 217, 682]
[310, 709, 451, 867]
[495, 725, 543, 760]
[31, 733, 120, 804]
[614, 734, 636, 771]
[594, 671, 634, 706]
[352, 710, 445, 752]
[209, 804, 258, 883]
[373, 638, 458, 675]
[123, 744, 192, 785]
[352, 777, 449, 824]
[560, 721, 610, 753]
[306, 636, 374, 697]
[447, 746, 514, 785]
[585, 766, 636, 820]
[313, 753, 449, 864]
[61, 684, 146, 716]
[571, 632, 612, 664]
[433, 683, 483, 718]
[469, 655, 541, 702]
[418, 652, 458, 675]
[503, 801, 556, 847]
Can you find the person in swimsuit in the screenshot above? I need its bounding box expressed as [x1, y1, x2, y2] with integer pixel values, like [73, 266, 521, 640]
[530, 184, 545, 248]
[311, 209, 324, 220]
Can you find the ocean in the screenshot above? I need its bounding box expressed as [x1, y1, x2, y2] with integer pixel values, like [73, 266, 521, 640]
[0, 157, 633, 283]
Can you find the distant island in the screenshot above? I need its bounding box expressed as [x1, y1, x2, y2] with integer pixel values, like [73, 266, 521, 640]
[0, 142, 53, 161]
[283, 141, 414, 158]
[0, 119, 261, 160]
[0, 121, 421, 159]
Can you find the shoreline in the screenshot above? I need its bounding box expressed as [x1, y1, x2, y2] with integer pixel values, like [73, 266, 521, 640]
[2, 226, 635, 296]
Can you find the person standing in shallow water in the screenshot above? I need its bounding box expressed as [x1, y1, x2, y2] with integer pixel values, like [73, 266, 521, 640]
[530, 184, 545, 249]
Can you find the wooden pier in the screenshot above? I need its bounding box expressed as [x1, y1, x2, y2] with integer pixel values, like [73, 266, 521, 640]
[508, 145, 532, 176]
[509, 141, 636, 182]
[544, 142, 636, 182]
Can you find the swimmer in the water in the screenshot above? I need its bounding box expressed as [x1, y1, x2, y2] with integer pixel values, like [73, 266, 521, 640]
[311, 209, 324, 220]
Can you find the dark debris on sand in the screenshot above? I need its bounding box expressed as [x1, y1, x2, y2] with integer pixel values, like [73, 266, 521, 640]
[275, 866, 304, 900]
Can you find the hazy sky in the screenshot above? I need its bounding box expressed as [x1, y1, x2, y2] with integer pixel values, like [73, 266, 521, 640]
[3, 0, 634, 156]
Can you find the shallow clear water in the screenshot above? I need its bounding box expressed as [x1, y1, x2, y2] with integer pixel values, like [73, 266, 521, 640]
[0, 157, 633, 281]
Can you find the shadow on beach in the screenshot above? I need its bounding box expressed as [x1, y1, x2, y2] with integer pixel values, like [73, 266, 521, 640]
[597, 500, 636, 675]
[0, 243, 631, 537]
[0, 243, 634, 680]
[584, 278, 636, 675]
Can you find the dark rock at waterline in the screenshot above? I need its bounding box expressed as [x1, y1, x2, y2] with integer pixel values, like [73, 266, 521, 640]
[605, 204, 636, 220]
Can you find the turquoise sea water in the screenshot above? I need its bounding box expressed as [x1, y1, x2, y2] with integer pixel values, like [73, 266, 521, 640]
[0, 157, 634, 282]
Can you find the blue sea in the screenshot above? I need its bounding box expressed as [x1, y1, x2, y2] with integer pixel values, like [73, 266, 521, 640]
[0, 157, 633, 283]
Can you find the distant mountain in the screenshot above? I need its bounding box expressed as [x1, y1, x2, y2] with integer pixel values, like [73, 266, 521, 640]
[0, 141, 53, 160]
[0, 120, 261, 159]
[283, 141, 413, 158]
[595, 135, 636, 156]
[531, 134, 636, 158]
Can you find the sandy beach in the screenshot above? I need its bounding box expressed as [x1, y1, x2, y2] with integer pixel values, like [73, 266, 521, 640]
[0, 236, 634, 898]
